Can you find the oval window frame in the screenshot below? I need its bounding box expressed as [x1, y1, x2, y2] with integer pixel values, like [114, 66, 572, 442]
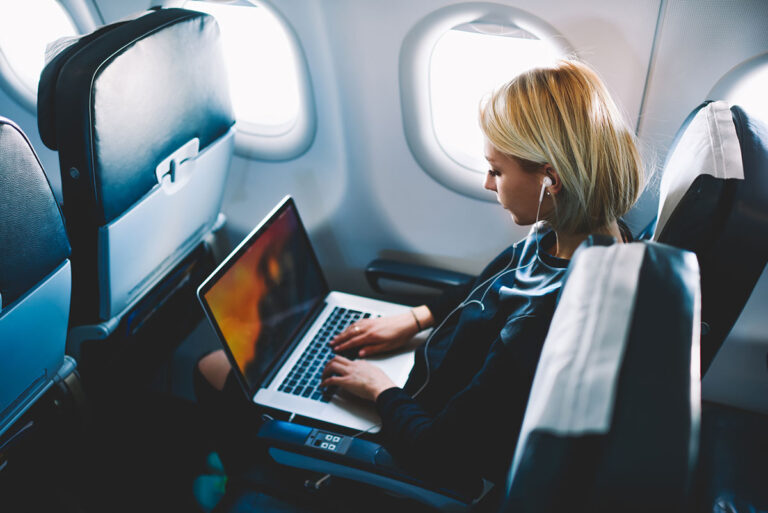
[178, 0, 316, 161]
[0, 0, 97, 112]
[400, 2, 573, 201]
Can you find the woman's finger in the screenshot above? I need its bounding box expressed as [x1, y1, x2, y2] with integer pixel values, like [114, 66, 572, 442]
[358, 342, 391, 358]
[320, 375, 344, 388]
[331, 322, 367, 346]
[321, 360, 346, 379]
[332, 334, 371, 352]
[330, 327, 354, 345]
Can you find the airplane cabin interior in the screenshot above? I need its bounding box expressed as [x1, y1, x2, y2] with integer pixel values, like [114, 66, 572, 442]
[0, 1, 766, 512]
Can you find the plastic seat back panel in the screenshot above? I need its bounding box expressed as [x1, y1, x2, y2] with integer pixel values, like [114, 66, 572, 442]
[0, 262, 71, 436]
[97, 129, 233, 319]
[0, 120, 70, 306]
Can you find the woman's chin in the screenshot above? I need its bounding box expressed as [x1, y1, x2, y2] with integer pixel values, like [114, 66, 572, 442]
[509, 212, 537, 226]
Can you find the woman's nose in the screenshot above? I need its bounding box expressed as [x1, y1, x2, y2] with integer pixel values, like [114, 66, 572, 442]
[483, 173, 495, 191]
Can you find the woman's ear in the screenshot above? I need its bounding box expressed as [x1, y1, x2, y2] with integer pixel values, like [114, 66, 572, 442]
[543, 165, 562, 195]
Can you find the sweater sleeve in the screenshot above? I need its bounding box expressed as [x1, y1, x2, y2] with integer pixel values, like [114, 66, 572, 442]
[424, 281, 474, 324]
[375, 314, 550, 485]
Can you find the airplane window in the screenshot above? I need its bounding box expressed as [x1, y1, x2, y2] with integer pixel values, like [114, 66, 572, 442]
[184, 1, 315, 160]
[400, 4, 571, 200]
[0, 0, 78, 109]
[730, 68, 768, 121]
[430, 23, 562, 172]
[709, 52, 768, 124]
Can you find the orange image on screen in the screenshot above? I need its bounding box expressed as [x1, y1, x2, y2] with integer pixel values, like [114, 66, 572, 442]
[204, 210, 295, 377]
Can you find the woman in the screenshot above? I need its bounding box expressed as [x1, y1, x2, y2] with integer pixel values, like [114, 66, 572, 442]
[196, 59, 642, 490]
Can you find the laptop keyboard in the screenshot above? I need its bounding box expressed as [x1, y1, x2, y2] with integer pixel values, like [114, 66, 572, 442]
[277, 307, 375, 402]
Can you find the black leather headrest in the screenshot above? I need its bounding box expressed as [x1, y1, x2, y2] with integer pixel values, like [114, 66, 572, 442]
[38, 8, 234, 225]
[0, 117, 70, 308]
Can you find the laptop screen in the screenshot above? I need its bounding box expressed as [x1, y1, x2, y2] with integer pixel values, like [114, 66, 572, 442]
[199, 197, 329, 395]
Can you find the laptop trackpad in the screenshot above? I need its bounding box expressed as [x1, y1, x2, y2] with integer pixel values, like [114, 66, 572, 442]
[322, 394, 383, 433]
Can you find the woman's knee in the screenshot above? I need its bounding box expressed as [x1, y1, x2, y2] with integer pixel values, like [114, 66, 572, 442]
[196, 350, 232, 392]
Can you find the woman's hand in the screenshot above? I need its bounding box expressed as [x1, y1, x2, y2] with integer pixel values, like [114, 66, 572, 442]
[320, 356, 396, 401]
[330, 306, 432, 358]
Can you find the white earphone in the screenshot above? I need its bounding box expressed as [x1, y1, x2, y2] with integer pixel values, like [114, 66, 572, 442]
[539, 176, 553, 202]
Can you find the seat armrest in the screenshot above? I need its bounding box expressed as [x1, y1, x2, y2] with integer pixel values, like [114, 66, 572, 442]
[257, 419, 477, 512]
[365, 259, 474, 294]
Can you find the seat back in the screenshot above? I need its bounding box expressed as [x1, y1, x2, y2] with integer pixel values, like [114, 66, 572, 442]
[505, 238, 701, 512]
[0, 117, 73, 437]
[37, 8, 235, 328]
[652, 101, 768, 373]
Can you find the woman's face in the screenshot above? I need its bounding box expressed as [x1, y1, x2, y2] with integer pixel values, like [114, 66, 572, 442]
[483, 141, 546, 226]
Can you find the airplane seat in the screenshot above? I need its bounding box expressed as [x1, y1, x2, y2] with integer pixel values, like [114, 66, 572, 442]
[649, 100, 768, 513]
[650, 100, 768, 375]
[502, 237, 700, 512]
[0, 116, 86, 504]
[228, 237, 701, 513]
[35, 7, 235, 386]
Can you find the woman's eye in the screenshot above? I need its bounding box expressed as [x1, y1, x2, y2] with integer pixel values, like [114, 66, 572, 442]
[488, 169, 500, 177]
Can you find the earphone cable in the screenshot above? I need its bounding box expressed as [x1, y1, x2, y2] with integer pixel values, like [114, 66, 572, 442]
[411, 178, 551, 399]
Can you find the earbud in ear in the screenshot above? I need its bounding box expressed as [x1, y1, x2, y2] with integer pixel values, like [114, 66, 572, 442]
[542, 177, 553, 187]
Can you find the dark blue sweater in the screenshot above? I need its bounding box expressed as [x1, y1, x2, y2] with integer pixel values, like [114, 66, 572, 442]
[375, 228, 569, 487]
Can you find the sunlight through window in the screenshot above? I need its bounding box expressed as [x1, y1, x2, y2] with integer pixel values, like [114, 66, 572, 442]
[726, 65, 768, 124]
[185, 1, 301, 134]
[430, 24, 562, 171]
[0, 0, 77, 95]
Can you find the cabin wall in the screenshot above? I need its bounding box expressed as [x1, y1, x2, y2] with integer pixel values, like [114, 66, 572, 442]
[178, 0, 663, 297]
[639, 0, 768, 151]
[4, 0, 765, 291]
[634, 0, 768, 233]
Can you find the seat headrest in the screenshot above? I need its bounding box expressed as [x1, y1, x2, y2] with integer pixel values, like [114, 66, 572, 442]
[652, 101, 768, 372]
[654, 101, 745, 239]
[37, 8, 235, 225]
[37, 21, 129, 150]
[0, 117, 70, 308]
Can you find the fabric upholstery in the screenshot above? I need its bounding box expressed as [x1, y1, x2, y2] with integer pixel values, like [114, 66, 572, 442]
[654, 102, 768, 371]
[0, 117, 70, 308]
[655, 101, 744, 238]
[0, 117, 72, 439]
[505, 238, 701, 513]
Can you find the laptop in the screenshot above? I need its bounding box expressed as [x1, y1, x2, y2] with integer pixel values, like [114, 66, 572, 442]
[197, 196, 415, 432]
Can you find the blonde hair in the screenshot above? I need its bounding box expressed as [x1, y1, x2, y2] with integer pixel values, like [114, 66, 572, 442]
[480, 59, 642, 235]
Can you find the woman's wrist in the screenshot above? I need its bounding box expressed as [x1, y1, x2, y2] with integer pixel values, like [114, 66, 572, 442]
[370, 381, 397, 401]
[410, 309, 423, 332]
[411, 305, 433, 331]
